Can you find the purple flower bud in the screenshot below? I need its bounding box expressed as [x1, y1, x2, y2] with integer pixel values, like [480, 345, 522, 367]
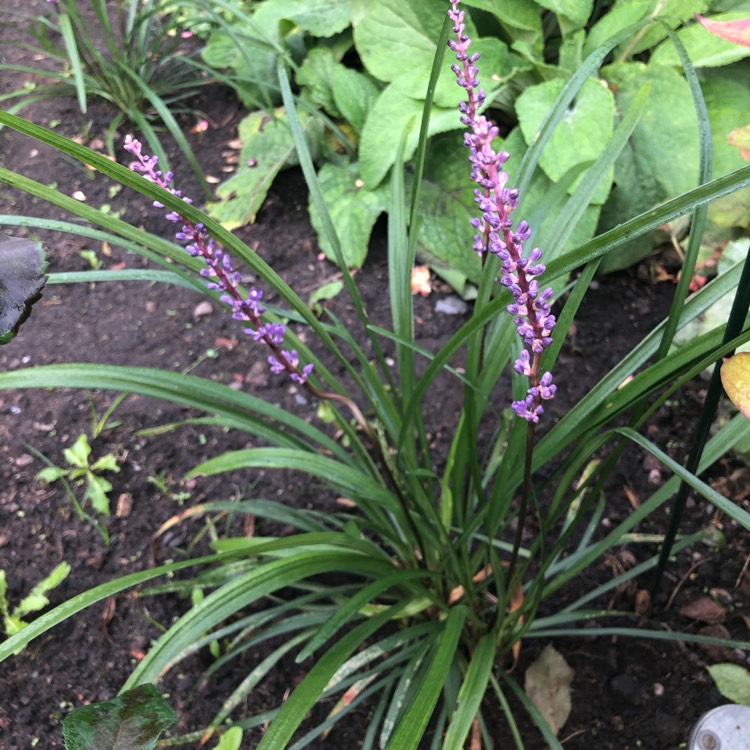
[125, 135, 313, 388]
[449, 0, 555, 420]
[268, 355, 285, 375]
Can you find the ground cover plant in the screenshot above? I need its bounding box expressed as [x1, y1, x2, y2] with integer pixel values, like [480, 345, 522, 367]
[185, 0, 750, 289]
[2, 1, 750, 748]
[1, 0, 212, 194]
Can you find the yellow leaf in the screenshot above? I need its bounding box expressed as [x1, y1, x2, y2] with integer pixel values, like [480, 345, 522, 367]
[721, 352, 750, 418]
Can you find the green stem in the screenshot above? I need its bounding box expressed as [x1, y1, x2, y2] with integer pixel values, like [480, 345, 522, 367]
[508, 421, 536, 580]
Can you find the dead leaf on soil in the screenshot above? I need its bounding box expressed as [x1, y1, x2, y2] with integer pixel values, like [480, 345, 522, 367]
[192, 300, 214, 320]
[739, 568, 750, 597]
[524, 644, 574, 736]
[634, 589, 651, 616]
[697, 624, 734, 661]
[680, 594, 726, 624]
[411, 265, 432, 296]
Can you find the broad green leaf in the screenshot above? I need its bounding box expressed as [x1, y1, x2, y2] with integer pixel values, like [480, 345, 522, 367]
[707, 662, 750, 705]
[416, 128, 599, 286]
[501, 128, 601, 263]
[332, 67, 382, 133]
[534, 0, 593, 29]
[524, 644, 575, 736]
[90, 453, 120, 473]
[202, 14, 279, 109]
[203, 0, 350, 106]
[585, 0, 707, 58]
[464, 0, 542, 35]
[352, 0, 452, 82]
[414, 133, 484, 283]
[213, 727, 243, 750]
[64, 433, 92, 468]
[396, 37, 527, 109]
[276, 0, 351, 37]
[598, 62, 699, 271]
[652, 12, 750, 66]
[62, 684, 177, 750]
[700, 70, 750, 226]
[308, 161, 388, 267]
[584, 1, 661, 57]
[85, 473, 113, 516]
[674, 239, 750, 364]
[359, 84, 459, 188]
[4, 615, 25, 638]
[0, 234, 47, 345]
[632, 0, 708, 56]
[36, 466, 68, 483]
[722, 352, 750, 418]
[309, 278, 344, 308]
[296, 48, 343, 116]
[15, 562, 71, 620]
[208, 109, 319, 230]
[516, 77, 615, 205]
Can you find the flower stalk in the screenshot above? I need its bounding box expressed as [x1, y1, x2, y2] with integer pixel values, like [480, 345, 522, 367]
[123, 136, 430, 562]
[448, 0, 557, 574]
[448, 1, 557, 424]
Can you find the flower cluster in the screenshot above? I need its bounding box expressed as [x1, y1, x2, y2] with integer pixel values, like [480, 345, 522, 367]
[448, 0, 556, 423]
[123, 135, 313, 385]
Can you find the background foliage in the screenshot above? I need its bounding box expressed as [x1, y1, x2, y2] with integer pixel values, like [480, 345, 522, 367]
[189, 0, 750, 288]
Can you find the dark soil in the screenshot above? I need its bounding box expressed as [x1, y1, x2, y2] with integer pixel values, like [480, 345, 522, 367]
[2, 10, 750, 750]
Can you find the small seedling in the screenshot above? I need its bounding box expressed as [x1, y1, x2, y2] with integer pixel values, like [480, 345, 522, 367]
[0, 562, 71, 653]
[33, 434, 120, 542]
[147, 472, 192, 506]
[79, 249, 103, 271]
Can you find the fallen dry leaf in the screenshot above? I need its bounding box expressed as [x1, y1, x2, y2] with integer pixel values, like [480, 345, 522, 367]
[193, 300, 214, 320]
[524, 644, 574, 736]
[115, 493, 132, 518]
[680, 594, 726, 624]
[697, 623, 734, 661]
[634, 589, 651, 616]
[411, 265, 432, 296]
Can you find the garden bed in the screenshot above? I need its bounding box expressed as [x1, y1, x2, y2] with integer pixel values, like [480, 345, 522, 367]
[2, 13, 750, 750]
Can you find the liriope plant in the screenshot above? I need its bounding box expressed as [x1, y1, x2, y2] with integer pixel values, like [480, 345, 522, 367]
[1, 2, 750, 747]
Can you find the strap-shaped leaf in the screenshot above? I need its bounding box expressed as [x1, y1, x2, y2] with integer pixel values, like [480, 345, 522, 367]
[0, 553, 231, 660]
[0, 363, 348, 462]
[124, 550, 396, 687]
[443, 632, 496, 750]
[387, 605, 467, 749]
[257, 602, 409, 750]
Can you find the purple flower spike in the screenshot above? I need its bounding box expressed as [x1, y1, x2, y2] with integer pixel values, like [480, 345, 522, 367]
[124, 135, 313, 387]
[448, 0, 556, 422]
